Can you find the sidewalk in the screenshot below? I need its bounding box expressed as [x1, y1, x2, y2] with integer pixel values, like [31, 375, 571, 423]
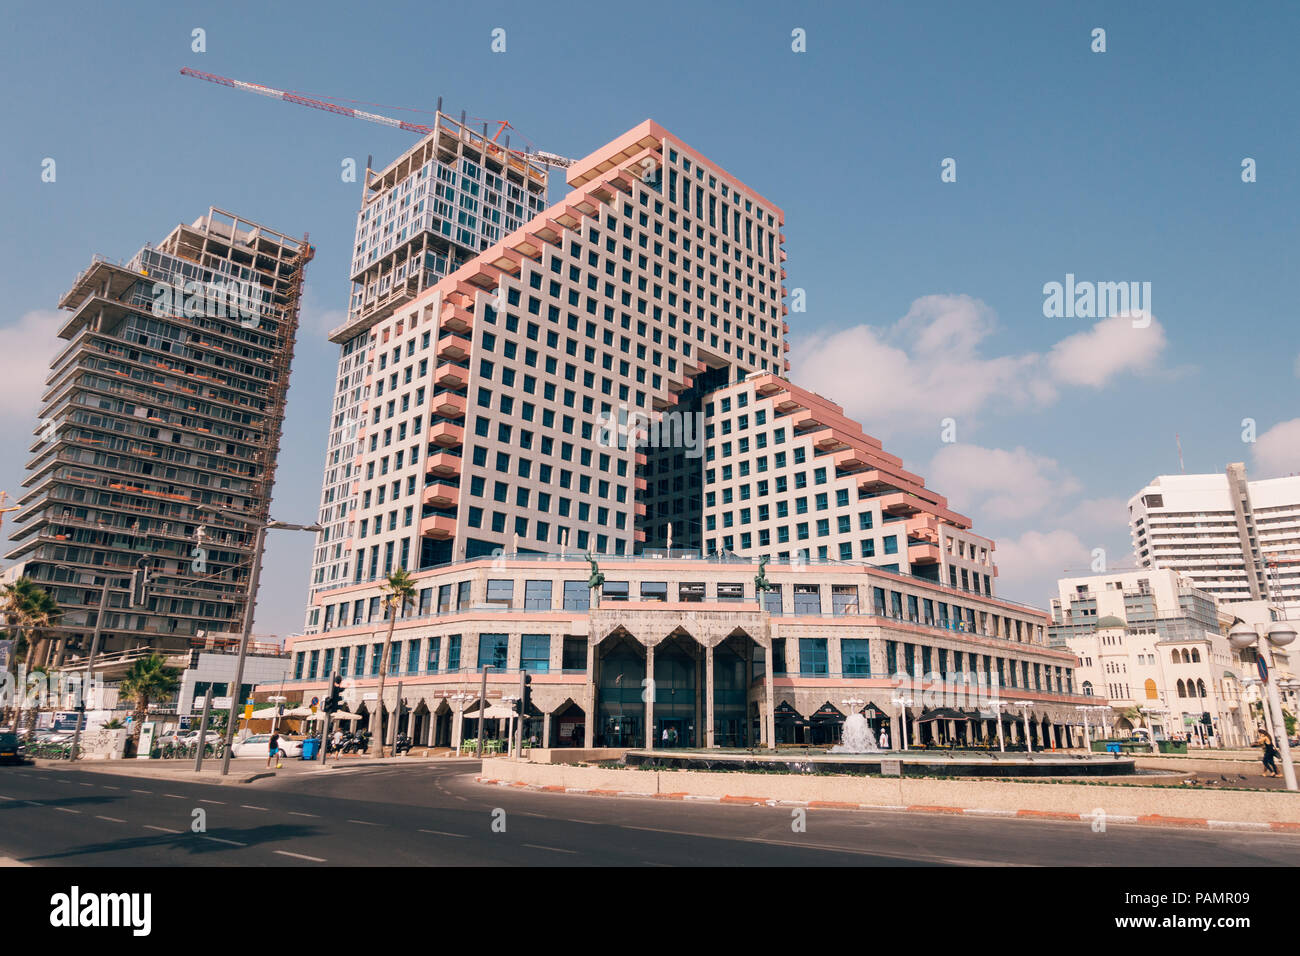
[30, 753, 479, 785]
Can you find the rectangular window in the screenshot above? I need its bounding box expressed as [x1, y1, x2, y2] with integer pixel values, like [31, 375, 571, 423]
[563, 580, 590, 611]
[521, 634, 550, 673]
[447, 635, 462, 671]
[841, 639, 871, 676]
[477, 633, 508, 670]
[798, 637, 828, 676]
[485, 579, 513, 607]
[523, 580, 552, 610]
[792, 584, 820, 615]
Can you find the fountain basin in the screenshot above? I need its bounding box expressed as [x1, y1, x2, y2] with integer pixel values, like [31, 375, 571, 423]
[621, 749, 1137, 777]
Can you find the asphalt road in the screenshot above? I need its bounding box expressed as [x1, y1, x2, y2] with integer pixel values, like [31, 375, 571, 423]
[1, 762, 1298, 866]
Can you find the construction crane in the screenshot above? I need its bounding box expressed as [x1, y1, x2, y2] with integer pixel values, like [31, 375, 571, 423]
[179, 67, 575, 169]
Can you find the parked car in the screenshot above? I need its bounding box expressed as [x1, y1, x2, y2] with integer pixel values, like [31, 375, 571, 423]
[0, 731, 20, 765]
[230, 734, 303, 758]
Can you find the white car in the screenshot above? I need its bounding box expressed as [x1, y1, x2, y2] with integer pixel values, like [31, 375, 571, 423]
[229, 734, 303, 759]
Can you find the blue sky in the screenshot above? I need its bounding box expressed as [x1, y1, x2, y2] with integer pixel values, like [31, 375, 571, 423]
[2, 1, 1297, 634]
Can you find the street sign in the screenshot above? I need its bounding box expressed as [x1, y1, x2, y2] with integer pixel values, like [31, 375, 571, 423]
[1258, 656, 1269, 683]
[212, 697, 232, 709]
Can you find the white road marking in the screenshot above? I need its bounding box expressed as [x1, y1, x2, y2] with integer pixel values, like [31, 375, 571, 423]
[55, 807, 81, 814]
[287, 811, 318, 818]
[347, 819, 380, 826]
[522, 843, 577, 854]
[201, 836, 247, 847]
[199, 799, 225, 805]
[95, 815, 127, 823]
[163, 794, 184, 799]
[131, 789, 151, 795]
[144, 825, 181, 834]
[79, 782, 94, 787]
[418, 829, 468, 838]
[274, 850, 326, 862]
[0, 795, 15, 801]
[239, 805, 269, 811]
[25, 801, 44, 807]
[102, 785, 119, 791]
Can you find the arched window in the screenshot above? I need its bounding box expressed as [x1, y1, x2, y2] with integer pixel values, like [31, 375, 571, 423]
[1191, 648, 1201, 663]
[1197, 679, 1207, 697]
[1145, 678, 1158, 700]
[1082, 681, 1094, 697]
[1171, 650, 1180, 663]
[1181, 649, 1191, 663]
[1177, 679, 1187, 698]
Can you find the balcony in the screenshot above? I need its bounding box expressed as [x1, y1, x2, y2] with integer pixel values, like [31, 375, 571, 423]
[906, 515, 940, 543]
[439, 300, 473, 335]
[426, 450, 462, 478]
[428, 420, 464, 448]
[420, 513, 456, 540]
[908, 542, 941, 565]
[432, 391, 466, 418]
[878, 491, 922, 517]
[435, 362, 468, 389]
[436, 334, 472, 362]
[423, 482, 459, 509]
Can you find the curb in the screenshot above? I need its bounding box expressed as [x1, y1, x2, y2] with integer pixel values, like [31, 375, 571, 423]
[475, 776, 1300, 834]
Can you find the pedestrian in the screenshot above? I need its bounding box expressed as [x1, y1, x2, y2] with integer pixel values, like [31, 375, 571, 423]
[662, 726, 670, 748]
[268, 730, 283, 769]
[332, 729, 343, 753]
[1261, 732, 1280, 778]
[879, 727, 890, 749]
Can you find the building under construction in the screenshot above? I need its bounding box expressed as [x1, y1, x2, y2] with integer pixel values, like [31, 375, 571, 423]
[6, 208, 312, 671]
[304, 113, 552, 612]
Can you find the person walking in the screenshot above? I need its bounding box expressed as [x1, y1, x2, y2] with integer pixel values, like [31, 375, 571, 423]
[879, 727, 890, 749]
[268, 730, 283, 769]
[1261, 731, 1280, 778]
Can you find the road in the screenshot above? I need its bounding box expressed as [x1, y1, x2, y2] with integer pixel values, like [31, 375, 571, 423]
[1, 761, 1298, 866]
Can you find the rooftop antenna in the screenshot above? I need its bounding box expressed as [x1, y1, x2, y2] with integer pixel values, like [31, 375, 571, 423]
[1176, 433, 1185, 474]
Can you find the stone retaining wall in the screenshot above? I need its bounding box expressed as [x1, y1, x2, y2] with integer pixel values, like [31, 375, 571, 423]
[488, 760, 1300, 825]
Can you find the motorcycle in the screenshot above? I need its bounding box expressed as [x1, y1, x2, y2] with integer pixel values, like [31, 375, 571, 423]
[394, 733, 413, 755]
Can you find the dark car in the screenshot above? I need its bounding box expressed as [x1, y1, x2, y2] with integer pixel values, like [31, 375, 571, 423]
[0, 731, 20, 765]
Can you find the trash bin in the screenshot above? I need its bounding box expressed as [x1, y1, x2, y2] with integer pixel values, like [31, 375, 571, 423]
[1106, 742, 1121, 755]
[300, 737, 320, 761]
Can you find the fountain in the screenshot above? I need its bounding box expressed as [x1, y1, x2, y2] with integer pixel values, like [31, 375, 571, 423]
[829, 711, 883, 753]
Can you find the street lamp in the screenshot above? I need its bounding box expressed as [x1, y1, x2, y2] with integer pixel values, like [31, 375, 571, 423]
[198, 504, 322, 776]
[1229, 620, 1297, 791]
[890, 696, 913, 750]
[502, 694, 519, 758]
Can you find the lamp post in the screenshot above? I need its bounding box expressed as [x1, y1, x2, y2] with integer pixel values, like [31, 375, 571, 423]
[198, 505, 322, 776]
[1229, 620, 1297, 791]
[503, 694, 519, 758]
[890, 696, 913, 750]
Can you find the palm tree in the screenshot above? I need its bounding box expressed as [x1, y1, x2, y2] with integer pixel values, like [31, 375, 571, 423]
[120, 654, 181, 754]
[369, 568, 416, 757]
[1, 576, 61, 732]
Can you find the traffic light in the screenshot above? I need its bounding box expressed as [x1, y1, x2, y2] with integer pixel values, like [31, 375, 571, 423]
[521, 673, 532, 715]
[1201, 712, 1212, 727]
[130, 558, 151, 607]
[323, 674, 344, 715]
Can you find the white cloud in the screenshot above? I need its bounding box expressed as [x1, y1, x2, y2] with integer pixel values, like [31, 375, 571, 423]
[1253, 418, 1300, 477]
[0, 310, 63, 418]
[927, 444, 1081, 520]
[790, 295, 1167, 435]
[993, 529, 1094, 606]
[1046, 313, 1167, 387]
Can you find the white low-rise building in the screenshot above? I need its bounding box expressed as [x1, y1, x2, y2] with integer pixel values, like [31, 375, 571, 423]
[1050, 568, 1253, 746]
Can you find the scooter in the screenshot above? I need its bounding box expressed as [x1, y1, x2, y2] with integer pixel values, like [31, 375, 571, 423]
[394, 733, 413, 755]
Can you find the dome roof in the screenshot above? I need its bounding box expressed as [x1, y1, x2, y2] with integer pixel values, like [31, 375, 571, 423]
[1096, 615, 1126, 629]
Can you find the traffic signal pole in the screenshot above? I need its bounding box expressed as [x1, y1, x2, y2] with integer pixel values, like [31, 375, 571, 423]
[219, 523, 267, 776]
